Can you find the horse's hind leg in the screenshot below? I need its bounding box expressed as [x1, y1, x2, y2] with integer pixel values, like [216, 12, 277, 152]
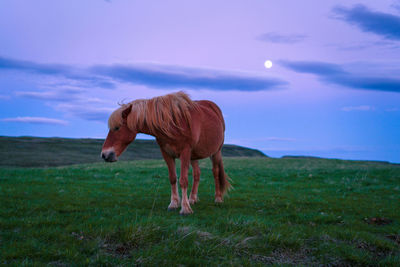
[161, 150, 180, 211]
[189, 160, 200, 204]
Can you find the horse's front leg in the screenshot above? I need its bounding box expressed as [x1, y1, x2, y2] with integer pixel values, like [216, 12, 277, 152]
[161, 150, 180, 211]
[179, 148, 193, 215]
[189, 160, 200, 204]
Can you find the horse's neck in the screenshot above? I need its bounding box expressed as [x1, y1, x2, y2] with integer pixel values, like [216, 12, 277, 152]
[130, 109, 155, 137]
[135, 120, 163, 138]
[136, 123, 155, 137]
[133, 109, 186, 140]
[133, 108, 167, 138]
[137, 121, 179, 142]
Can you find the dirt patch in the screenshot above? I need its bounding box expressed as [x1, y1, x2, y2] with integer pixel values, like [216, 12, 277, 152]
[364, 217, 393, 226]
[354, 240, 391, 259]
[310, 234, 396, 265]
[240, 248, 318, 266]
[100, 226, 163, 259]
[102, 241, 137, 258]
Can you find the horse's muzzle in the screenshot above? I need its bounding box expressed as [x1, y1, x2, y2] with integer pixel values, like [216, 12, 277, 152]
[101, 150, 117, 162]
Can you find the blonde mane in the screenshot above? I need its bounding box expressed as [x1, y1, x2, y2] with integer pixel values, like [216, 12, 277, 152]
[108, 91, 198, 137]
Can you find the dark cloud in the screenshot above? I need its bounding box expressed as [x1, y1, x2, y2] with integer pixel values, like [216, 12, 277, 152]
[91, 64, 287, 91]
[280, 60, 400, 93]
[0, 56, 115, 89]
[280, 61, 346, 76]
[329, 75, 400, 92]
[257, 32, 307, 44]
[332, 4, 400, 41]
[326, 40, 400, 51]
[0, 56, 287, 92]
[0, 56, 67, 74]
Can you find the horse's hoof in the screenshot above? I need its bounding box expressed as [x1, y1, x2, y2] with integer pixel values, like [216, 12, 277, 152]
[167, 200, 180, 211]
[179, 208, 193, 215]
[215, 197, 223, 203]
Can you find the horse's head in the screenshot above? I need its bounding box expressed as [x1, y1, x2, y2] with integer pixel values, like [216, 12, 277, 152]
[101, 104, 137, 162]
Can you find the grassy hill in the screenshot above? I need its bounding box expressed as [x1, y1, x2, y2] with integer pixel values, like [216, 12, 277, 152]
[0, 136, 266, 168]
[1, 157, 399, 266]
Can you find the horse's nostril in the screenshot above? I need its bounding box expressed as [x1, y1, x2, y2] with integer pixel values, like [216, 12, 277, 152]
[102, 151, 116, 162]
[108, 151, 116, 161]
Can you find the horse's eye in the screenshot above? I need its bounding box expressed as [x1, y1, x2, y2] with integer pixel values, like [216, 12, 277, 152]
[114, 126, 120, 131]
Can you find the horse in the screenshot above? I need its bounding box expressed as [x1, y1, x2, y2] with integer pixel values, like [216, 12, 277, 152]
[101, 91, 230, 215]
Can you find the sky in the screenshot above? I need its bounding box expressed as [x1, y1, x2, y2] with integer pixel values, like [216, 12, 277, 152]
[0, 0, 400, 163]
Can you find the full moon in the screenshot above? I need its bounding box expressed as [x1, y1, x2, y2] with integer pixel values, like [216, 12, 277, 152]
[264, 60, 273, 69]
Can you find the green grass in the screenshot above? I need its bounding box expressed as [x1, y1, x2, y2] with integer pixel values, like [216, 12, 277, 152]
[0, 136, 266, 167]
[1, 158, 400, 266]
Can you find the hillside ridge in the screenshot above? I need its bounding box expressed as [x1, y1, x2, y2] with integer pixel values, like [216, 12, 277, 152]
[0, 136, 266, 167]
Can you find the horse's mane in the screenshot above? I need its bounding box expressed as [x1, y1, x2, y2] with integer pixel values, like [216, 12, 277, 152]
[108, 91, 198, 137]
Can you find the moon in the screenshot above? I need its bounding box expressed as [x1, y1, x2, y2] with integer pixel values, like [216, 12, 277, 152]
[264, 60, 273, 69]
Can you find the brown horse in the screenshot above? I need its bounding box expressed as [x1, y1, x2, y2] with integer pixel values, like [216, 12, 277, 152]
[101, 91, 230, 215]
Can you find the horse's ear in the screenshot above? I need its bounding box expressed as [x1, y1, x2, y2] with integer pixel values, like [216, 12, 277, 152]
[122, 104, 132, 121]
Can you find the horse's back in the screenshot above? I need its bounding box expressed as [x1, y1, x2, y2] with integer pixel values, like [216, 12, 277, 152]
[196, 100, 225, 130]
[190, 100, 225, 159]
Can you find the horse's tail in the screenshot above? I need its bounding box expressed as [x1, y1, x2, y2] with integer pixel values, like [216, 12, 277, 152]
[212, 150, 232, 199]
[219, 164, 231, 196]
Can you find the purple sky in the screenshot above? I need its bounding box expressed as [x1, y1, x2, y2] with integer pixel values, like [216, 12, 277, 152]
[1, 0, 400, 162]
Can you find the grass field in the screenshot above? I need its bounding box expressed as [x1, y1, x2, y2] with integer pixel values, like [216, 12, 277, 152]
[1, 156, 400, 266]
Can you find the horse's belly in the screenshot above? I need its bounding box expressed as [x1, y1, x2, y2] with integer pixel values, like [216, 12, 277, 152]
[191, 129, 224, 160]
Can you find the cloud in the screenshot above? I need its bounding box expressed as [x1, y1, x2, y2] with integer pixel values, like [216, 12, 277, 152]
[341, 105, 375, 112]
[280, 61, 346, 76]
[55, 103, 114, 122]
[0, 56, 115, 89]
[91, 63, 287, 91]
[16, 88, 82, 101]
[332, 4, 400, 41]
[1, 117, 68, 125]
[0, 56, 287, 92]
[326, 40, 400, 51]
[280, 60, 400, 93]
[0, 94, 10, 100]
[256, 32, 307, 44]
[391, 0, 400, 12]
